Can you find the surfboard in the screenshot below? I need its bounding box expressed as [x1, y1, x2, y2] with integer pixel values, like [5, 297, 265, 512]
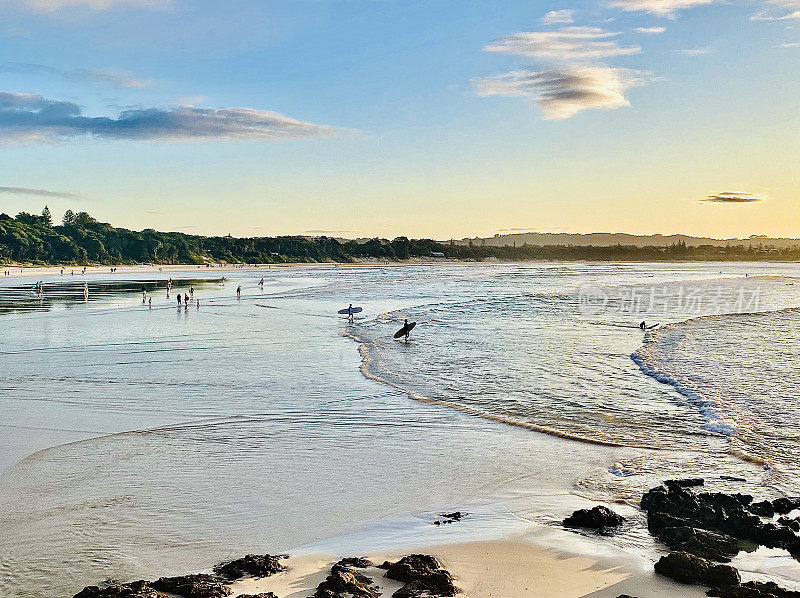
[394, 322, 416, 339]
[338, 307, 363, 315]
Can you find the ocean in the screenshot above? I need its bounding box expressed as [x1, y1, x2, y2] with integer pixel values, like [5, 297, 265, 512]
[0, 262, 798, 597]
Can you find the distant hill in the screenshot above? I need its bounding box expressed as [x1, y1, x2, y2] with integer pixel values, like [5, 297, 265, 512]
[449, 232, 799, 250]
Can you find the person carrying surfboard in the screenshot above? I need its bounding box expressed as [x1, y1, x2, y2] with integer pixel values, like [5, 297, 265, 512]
[347, 303, 354, 322]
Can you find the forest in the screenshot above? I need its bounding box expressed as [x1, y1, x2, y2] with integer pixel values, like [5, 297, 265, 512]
[1, 208, 796, 265]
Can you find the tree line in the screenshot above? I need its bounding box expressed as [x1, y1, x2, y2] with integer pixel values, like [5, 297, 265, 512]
[1, 208, 797, 265]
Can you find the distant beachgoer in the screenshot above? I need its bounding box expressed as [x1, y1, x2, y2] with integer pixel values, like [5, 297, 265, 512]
[404, 318, 410, 342]
[83, 282, 89, 301]
[148, 297, 152, 309]
[190, 287, 194, 300]
[71, 270, 74, 275]
[142, 286, 147, 303]
[184, 293, 189, 305]
[177, 294, 182, 306]
[60, 268, 64, 275]
[259, 278, 264, 287]
[236, 285, 241, 298]
[196, 298, 200, 309]
[640, 321, 646, 330]
[347, 303, 354, 322]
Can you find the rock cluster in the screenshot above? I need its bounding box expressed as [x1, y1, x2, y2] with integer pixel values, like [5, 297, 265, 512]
[643, 480, 800, 598]
[641, 480, 800, 559]
[434, 511, 466, 525]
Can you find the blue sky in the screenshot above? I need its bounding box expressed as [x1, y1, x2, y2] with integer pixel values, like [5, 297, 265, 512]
[0, 0, 797, 239]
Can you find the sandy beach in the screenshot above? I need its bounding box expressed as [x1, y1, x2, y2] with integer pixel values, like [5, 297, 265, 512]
[225, 536, 707, 598]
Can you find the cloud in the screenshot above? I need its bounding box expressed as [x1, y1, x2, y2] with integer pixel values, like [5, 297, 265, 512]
[696, 191, 769, 203]
[540, 9, 575, 25]
[636, 26, 667, 33]
[609, 0, 718, 18]
[676, 47, 710, 55]
[751, 9, 800, 20]
[0, 185, 76, 198]
[485, 26, 641, 61]
[751, 0, 800, 20]
[0, 0, 169, 13]
[0, 91, 340, 143]
[473, 65, 647, 119]
[62, 68, 154, 89]
[1, 62, 154, 89]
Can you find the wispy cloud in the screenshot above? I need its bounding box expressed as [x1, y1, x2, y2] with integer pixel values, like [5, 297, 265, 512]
[539, 9, 575, 25]
[485, 26, 641, 61]
[695, 191, 769, 203]
[62, 68, 154, 89]
[751, 0, 800, 21]
[1, 63, 154, 89]
[610, 0, 718, 18]
[676, 47, 710, 55]
[0, 91, 341, 143]
[304, 230, 357, 235]
[636, 26, 667, 33]
[473, 66, 647, 120]
[0, 0, 170, 13]
[0, 185, 77, 198]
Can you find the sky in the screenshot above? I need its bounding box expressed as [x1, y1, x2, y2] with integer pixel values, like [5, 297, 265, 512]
[0, 0, 798, 240]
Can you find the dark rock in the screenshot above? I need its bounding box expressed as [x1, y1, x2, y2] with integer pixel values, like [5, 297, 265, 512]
[749, 500, 775, 517]
[435, 511, 467, 525]
[313, 564, 379, 598]
[73, 581, 158, 598]
[336, 557, 373, 568]
[384, 555, 458, 597]
[213, 554, 286, 580]
[377, 561, 393, 570]
[151, 574, 232, 598]
[708, 580, 800, 598]
[237, 594, 278, 598]
[665, 479, 705, 489]
[720, 476, 747, 483]
[642, 483, 800, 558]
[653, 552, 739, 587]
[773, 497, 800, 515]
[657, 526, 740, 562]
[563, 506, 625, 531]
[778, 517, 800, 533]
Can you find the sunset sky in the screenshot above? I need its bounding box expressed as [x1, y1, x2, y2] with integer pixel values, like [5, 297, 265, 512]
[0, 0, 797, 239]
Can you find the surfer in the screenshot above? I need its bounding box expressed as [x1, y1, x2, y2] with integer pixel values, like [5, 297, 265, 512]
[258, 278, 264, 288]
[347, 303, 354, 322]
[403, 319, 410, 342]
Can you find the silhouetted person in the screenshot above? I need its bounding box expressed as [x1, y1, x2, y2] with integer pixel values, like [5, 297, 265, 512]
[404, 318, 410, 342]
[640, 321, 646, 331]
[236, 286, 241, 299]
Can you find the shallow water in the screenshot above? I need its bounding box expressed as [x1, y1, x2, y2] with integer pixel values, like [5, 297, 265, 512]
[0, 262, 798, 597]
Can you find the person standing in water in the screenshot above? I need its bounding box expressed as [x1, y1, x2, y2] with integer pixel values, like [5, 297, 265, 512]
[83, 282, 89, 301]
[236, 285, 241, 299]
[347, 303, 354, 322]
[148, 297, 152, 309]
[259, 278, 264, 288]
[190, 287, 194, 300]
[142, 286, 147, 303]
[177, 294, 182, 307]
[404, 318, 410, 342]
[640, 321, 646, 331]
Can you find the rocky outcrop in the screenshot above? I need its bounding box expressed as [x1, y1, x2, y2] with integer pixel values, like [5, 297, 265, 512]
[563, 506, 625, 533]
[383, 554, 458, 597]
[653, 552, 739, 587]
[150, 574, 232, 598]
[213, 554, 286, 580]
[641, 481, 800, 558]
[313, 561, 379, 598]
[73, 581, 159, 598]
